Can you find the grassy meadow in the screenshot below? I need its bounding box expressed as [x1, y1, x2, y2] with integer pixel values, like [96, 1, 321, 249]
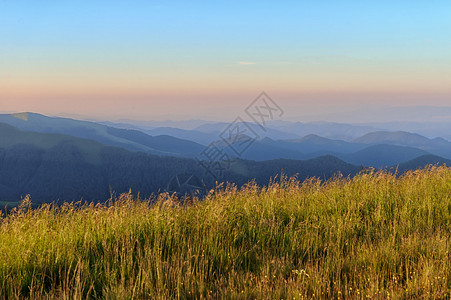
[1, 166, 451, 299]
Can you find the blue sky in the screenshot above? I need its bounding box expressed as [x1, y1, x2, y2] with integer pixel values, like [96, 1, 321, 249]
[1, 1, 450, 121]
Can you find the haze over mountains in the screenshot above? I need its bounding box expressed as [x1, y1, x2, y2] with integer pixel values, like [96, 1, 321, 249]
[1, 112, 450, 205]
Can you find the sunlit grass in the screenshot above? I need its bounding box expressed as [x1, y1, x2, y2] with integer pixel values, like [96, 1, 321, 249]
[1, 166, 450, 299]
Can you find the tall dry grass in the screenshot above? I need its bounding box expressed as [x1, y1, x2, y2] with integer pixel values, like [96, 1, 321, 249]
[0, 166, 450, 299]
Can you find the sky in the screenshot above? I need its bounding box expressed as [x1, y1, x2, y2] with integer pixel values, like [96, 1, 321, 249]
[1, 1, 451, 122]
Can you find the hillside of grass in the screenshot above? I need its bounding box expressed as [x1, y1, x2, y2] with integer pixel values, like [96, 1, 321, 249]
[1, 166, 450, 299]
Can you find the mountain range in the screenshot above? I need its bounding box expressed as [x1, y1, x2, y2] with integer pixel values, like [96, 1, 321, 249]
[0, 112, 205, 157]
[0, 112, 450, 205]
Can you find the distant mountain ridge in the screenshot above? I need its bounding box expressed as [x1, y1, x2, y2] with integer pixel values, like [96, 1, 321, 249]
[0, 123, 360, 204]
[0, 112, 205, 157]
[354, 131, 436, 146]
[94, 117, 451, 164]
[1, 117, 450, 205]
[397, 155, 451, 173]
[337, 144, 429, 168]
[4, 112, 451, 167]
[353, 131, 451, 159]
[212, 134, 444, 167]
